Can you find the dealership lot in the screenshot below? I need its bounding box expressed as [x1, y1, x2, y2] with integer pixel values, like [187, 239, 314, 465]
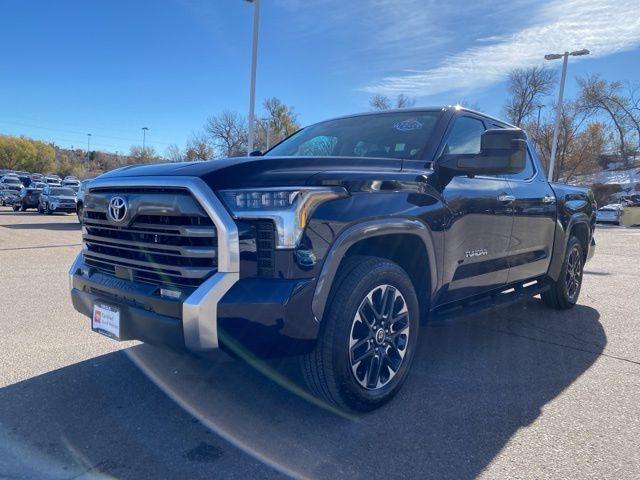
[1, 209, 639, 479]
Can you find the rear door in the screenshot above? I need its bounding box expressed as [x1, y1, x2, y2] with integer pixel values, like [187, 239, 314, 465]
[438, 114, 515, 304]
[504, 142, 557, 283]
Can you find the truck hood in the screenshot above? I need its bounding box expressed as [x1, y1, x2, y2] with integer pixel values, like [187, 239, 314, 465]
[97, 156, 403, 189]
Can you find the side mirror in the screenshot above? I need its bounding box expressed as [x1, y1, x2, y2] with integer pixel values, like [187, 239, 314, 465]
[249, 150, 263, 157]
[438, 128, 527, 176]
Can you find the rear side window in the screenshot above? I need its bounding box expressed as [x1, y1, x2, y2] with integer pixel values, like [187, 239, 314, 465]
[505, 148, 536, 180]
[444, 116, 485, 154]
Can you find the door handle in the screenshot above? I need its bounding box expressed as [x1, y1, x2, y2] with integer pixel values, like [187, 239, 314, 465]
[542, 194, 556, 204]
[497, 194, 516, 203]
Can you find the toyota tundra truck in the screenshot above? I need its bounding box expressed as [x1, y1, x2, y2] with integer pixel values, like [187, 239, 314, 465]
[69, 106, 596, 411]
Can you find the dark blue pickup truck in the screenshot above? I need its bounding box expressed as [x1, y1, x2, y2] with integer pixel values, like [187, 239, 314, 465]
[69, 106, 596, 411]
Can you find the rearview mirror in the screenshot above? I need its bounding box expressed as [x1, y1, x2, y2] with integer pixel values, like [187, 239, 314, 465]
[438, 128, 527, 176]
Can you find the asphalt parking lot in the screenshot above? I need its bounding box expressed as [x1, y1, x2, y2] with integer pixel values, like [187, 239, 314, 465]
[1, 208, 639, 479]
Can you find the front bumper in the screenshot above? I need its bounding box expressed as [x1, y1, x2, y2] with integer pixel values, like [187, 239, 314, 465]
[50, 204, 76, 212]
[70, 254, 318, 356]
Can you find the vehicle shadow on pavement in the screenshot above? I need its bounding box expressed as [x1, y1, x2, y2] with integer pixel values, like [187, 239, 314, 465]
[1, 221, 81, 231]
[0, 298, 604, 479]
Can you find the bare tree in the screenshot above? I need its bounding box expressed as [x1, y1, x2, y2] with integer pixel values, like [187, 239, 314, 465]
[129, 145, 157, 164]
[503, 67, 556, 127]
[262, 97, 299, 145]
[578, 75, 632, 163]
[204, 110, 247, 157]
[184, 132, 213, 161]
[369, 94, 416, 110]
[369, 94, 392, 111]
[396, 94, 416, 108]
[527, 101, 591, 180]
[165, 144, 184, 162]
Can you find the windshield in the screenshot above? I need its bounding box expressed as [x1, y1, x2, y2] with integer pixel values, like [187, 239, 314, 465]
[2, 177, 21, 184]
[50, 188, 75, 196]
[265, 111, 441, 160]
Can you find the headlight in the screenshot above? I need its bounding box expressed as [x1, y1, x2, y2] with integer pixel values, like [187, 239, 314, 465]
[220, 187, 347, 248]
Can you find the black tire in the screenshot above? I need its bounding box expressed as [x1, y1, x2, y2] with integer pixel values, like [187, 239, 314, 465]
[37, 203, 43, 214]
[44, 203, 51, 215]
[301, 256, 420, 412]
[20, 204, 26, 212]
[12, 204, 19, 212]
[542, 236, 584, 309]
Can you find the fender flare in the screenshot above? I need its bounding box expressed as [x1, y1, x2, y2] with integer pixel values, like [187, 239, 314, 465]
[311, 217, 438, 321]
[547, 213, 591, 281]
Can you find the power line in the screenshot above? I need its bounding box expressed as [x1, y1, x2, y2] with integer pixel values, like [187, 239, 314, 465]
[0, 119, 174, 147]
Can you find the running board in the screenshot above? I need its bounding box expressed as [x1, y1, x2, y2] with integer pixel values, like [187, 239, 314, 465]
[430, 279, 550, 324]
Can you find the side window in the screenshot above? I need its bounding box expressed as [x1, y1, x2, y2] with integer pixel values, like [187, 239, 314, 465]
[506, 147, 536, 181]
[444, 116, 485, 154]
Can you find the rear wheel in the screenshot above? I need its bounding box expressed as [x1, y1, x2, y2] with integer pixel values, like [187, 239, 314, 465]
[542, 236, 584, 309]
[12, 203, 19, 212]
[301, 256, 419, 411]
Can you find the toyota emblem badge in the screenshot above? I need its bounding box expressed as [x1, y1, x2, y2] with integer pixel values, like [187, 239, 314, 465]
[108, 196, 128, 223]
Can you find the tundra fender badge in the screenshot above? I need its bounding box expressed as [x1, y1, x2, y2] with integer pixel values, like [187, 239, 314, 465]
[465, 248, 488, 258]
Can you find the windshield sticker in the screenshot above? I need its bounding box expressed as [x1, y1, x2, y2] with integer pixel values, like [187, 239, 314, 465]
[393, 119, 423, 132]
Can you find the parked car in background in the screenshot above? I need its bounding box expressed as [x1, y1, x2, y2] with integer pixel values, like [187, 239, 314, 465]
[30, 181, 46, 190]
[43, 176, 62, 187]
[76, 179, 91, 222]
[31, 173, 44, 182]
[13, 186, 43, 211]
[1, 175, 23, 195]
[62, 178, 81, 192]
[1, 187, 21, 206]
[596, 204, 623, 225]
[38, 185, 77, 214]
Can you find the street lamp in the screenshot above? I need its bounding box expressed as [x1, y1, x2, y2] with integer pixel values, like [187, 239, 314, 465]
[545, 49, 590, 181]
[142, 127, 149, 150]
[536, 104, 544, 130]
[245, 0, 260, 155]
[87, 133, 92, 154]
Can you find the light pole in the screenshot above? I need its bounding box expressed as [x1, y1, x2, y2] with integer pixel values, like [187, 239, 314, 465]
[536, 104, 544, 130]
[545, 49, 590, 181]
[87, 133, 92, 161]
[142, 127, 149, 151]
[245, 0, 260, 155]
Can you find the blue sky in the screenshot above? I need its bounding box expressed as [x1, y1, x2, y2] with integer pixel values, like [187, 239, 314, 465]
[0, 0, 639, 155]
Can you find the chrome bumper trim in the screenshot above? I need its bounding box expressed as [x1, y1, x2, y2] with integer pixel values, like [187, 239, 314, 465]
[70, 175, 240, 352]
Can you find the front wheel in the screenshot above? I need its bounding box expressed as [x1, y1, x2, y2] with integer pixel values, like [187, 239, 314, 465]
[301, 256, 419, 412]
[542, 236, 584, 309]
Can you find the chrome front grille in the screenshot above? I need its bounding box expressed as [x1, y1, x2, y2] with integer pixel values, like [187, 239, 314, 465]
[82, 187, 218, 288]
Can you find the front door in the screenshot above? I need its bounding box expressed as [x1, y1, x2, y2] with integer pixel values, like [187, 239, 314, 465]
[437, 115, 515, 304]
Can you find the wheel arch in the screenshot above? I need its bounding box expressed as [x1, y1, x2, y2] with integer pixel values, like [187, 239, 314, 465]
[311, 218, 437, 322]
[547, 213, 592, 281]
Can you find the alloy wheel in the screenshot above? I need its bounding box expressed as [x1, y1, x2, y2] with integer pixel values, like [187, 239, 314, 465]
[565, 246, 582, 302]
[348, 284, 410, 390]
